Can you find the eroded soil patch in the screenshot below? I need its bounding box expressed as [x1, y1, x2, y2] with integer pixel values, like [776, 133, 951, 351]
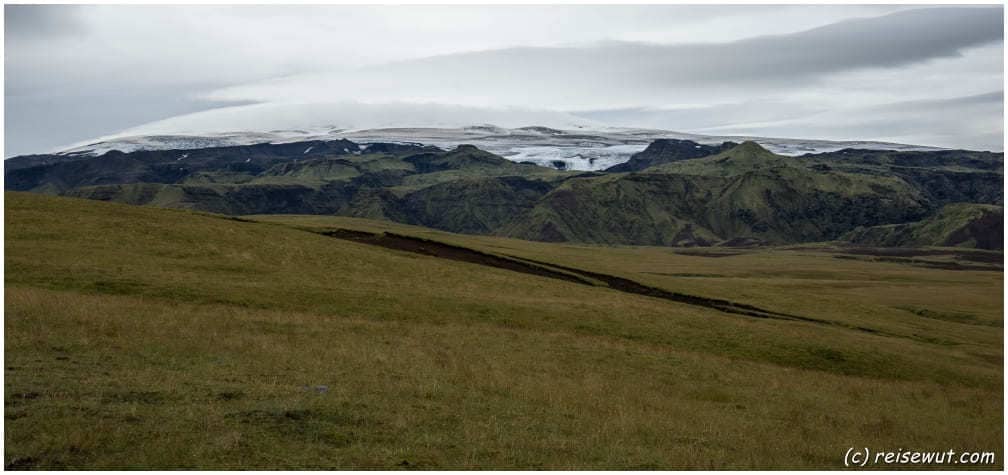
[319, 228, 877, 333]
[321, 229, 594, 286]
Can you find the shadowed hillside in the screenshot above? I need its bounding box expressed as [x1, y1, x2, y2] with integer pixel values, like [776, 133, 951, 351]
[844, 203, 1004, 250]
[604, 138, 737, 172]
[5, 139, 1002, 247]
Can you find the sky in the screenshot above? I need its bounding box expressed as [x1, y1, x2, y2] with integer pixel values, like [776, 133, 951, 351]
[4, 4, 1004, 156]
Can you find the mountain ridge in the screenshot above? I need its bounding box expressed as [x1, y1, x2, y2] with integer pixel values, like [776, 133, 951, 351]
[6, 137, 1002, 248]
[43, 124, 949, 171]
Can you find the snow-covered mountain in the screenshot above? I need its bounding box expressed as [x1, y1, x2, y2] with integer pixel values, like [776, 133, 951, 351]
[55, 101, 944, 171]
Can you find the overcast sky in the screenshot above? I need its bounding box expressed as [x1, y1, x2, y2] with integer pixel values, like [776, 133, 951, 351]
[5, 4, 1004, 156]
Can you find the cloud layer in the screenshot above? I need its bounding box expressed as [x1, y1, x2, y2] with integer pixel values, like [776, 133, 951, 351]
[203, 8, 1002, 108]
[5, 5, 1004, 155]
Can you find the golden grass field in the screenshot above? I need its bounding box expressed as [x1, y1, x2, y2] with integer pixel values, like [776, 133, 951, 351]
[5, 192, 1003, 469]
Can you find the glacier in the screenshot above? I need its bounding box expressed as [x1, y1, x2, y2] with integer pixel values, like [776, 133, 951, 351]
[54, 102, 944, 171]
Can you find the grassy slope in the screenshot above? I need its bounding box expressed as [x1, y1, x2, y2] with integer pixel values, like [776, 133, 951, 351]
[844, 203, 1003, 249]
[256, 214, 1004, 347]
[6, 192, 1003, 469]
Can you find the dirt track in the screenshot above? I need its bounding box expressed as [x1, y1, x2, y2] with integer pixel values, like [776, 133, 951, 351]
[321, 228, 822, 322]
[315, 228, 951, 341]
[321, 229, 594, 286]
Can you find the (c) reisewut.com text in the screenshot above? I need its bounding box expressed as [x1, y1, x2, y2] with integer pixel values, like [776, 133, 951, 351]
[844, 447, 997, 467]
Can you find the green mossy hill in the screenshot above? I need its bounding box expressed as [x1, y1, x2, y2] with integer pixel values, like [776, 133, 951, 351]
[6, 139, 1003, 248]
[65, 182, 404, 220]
[646, 141, 795, 176]
[402, 177, 555, 234]
[43, 142, 569, 222]
[799, 148, 1003, 206]
[843, 203, 1004, 250]
[506, 142, 932, 245]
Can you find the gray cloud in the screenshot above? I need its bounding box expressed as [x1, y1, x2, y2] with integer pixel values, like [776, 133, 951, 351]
[4, 5, 85, 39]
[575, 102, 827, 132]
[689, 90, 1004, 151]
[204, 7, 1002, 110]
[5, 87, 252, 157]
[394, 7, 1003, 93]
[4, 5, 1004, 156]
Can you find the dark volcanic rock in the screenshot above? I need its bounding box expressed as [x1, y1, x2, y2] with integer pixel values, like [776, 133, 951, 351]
[360, 142, 442, 155]
[606, 139, 737, 172]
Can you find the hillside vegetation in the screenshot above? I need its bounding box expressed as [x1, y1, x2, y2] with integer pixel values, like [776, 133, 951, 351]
[5, 192, 1003, 469]
[844, 203, 1003, 250]
[4, 139, 1003, 248]
[506, 142, 939, 245]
